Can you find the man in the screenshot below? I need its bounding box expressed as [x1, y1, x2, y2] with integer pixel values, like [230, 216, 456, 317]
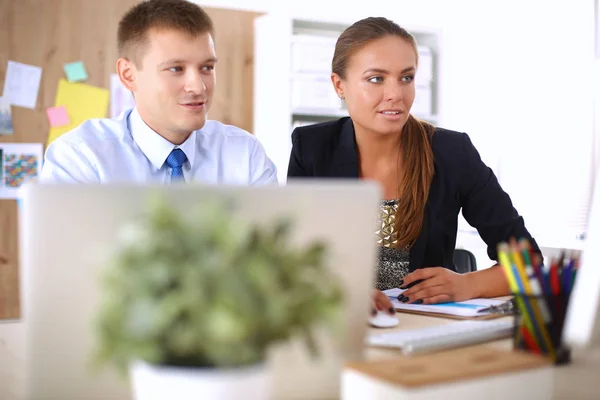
[41, 0, 277, 184]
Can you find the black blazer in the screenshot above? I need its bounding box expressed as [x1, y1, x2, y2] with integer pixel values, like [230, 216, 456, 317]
[287, 117, 540, 272]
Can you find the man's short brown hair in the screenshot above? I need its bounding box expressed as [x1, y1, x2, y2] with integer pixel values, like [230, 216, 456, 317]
[118, 0, 214, 66]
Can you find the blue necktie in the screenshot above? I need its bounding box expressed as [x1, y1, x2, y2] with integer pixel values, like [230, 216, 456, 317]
[166, 148, 187, 183]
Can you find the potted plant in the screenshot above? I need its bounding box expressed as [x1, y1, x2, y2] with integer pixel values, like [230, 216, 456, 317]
[92, 194, 343, 400]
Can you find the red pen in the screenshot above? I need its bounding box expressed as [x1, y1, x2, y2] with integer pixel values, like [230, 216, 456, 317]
[549, 259, 561, 295]
[521, 325, 541, 354]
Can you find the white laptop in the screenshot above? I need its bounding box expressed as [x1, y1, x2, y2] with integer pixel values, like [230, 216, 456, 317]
[19, 181, 380, 400]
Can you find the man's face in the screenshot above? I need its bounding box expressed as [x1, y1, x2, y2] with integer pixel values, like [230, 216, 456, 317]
[123, 28, 217, 143]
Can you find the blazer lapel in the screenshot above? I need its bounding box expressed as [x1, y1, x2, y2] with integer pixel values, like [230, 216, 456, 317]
[327, 118, 359, 178]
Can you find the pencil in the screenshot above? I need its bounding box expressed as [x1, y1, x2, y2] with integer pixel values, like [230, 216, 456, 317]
[498, 243, 546, 353]
[509, 242, 555, 359]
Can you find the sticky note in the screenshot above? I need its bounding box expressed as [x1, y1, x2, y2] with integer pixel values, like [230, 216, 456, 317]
[2, 60, 43, 109]
[47, 79, 109, 145]
[46, 106, 70, 127]
[64, 61, 88, 82]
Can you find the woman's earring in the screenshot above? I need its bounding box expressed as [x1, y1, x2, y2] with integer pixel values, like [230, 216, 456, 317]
[339, 93, 345, 100]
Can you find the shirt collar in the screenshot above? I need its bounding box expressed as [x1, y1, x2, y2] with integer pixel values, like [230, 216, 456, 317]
[129, 107, 196, 171]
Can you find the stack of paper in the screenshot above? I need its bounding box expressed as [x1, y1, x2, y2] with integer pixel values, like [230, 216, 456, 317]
[383, 288, 508, 318]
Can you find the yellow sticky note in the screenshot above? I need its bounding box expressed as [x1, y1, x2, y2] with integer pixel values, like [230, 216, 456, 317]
[47, 79, 109, 146]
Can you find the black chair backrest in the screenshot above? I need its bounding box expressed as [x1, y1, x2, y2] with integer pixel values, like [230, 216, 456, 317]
[453, 248, 477, 273]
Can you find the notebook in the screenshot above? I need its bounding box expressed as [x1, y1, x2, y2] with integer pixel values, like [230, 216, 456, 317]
[384, 288, 509, 319]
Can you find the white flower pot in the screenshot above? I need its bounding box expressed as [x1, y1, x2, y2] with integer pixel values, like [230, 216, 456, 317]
[130, 360, 271, 400]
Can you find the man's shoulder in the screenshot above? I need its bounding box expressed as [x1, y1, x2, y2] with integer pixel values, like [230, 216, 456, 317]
[50, 112, 132, 149]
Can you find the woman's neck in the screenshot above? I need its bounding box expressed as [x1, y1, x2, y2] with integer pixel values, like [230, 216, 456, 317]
[355, 124, 402, 171]
[354, 124, 403, 200]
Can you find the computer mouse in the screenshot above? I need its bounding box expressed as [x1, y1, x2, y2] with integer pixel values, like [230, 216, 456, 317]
[368, 311, 399, 328]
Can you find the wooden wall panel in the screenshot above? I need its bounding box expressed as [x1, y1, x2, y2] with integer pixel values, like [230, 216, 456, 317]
[208, 7, 259, 129]
[0, 0, 260, 319]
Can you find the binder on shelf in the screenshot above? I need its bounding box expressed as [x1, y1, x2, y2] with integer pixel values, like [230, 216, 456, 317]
[416, 46, 434, 84]
[291, 74, 342, 111]
[291, 34, 337, 74]
[412, 85, 433, 117]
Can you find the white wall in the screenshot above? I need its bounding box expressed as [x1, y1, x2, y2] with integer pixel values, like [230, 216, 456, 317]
[196, 0, 596, 266]
[194, 0, 592, 162]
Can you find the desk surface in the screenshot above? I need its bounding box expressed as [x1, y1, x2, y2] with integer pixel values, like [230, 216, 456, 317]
[2, 313, 600, 399]
[365, 311, 600, 399]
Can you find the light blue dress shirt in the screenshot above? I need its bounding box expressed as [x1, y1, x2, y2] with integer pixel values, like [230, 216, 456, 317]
[40, 108, 277, 185]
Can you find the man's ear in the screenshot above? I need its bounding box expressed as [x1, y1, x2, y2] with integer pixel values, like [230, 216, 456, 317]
[331, 72, 345, 99]
[116, 57, 136, 92]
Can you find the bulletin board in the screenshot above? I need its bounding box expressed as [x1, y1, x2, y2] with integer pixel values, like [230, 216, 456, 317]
[0, 0, 261, 319]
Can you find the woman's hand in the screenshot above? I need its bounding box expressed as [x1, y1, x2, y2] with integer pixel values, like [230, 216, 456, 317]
[371, 288, 396, 316]
[399, 267, 476, 304]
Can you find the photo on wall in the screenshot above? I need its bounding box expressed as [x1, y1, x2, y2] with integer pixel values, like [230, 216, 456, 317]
[0, 97, 13, 135]
[0, 143, 43, 199]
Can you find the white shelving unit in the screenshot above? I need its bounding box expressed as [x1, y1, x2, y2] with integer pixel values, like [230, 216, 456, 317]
[254, 14, 442, 183]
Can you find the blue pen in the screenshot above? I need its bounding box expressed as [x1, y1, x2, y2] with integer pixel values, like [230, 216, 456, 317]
[537, 265, 548, 295]
[542, 268, 551, 295]
[562, 259, 574, 294]
[521, 244, 547, 294]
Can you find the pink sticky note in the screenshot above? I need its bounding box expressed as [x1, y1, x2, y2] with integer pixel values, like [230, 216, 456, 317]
[46, 106, 70, 127]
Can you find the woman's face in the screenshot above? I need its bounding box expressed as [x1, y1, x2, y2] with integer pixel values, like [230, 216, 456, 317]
[332, 35, 417, 137]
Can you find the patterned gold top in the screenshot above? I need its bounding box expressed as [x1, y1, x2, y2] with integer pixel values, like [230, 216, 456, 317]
[375, 199, 410, 290]
[376, 199, 399, 247]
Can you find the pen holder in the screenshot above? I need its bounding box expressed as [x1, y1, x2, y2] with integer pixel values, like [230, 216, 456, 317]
[512, 293, 571, 365]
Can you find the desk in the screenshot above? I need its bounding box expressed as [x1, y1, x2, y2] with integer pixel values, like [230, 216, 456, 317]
[2, 315, 600, 399]
[364, 312, 600, 399]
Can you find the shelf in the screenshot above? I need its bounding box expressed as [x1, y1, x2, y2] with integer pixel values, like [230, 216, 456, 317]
[292, 107, 348, 118]
[414, 114, 438, 123]
[291, 34, 337, 46]
[292, 19, 346, 37]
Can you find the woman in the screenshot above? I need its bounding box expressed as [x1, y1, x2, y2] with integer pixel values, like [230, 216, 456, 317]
[287, 17, 540, 314]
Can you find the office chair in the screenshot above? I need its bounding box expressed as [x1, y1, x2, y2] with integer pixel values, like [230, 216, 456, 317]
[453, 248, 477, 273]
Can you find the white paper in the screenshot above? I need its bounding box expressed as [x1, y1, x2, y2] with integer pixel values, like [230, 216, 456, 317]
[110, 74, 135, 118]
[0, 143, 44, 199]
[384, 288, 507, 317]
[2, 61, 43, 109]
[0, 97, 13, 135]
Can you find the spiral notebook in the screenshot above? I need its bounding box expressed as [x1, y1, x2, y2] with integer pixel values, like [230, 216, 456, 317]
[384, 288, 509, 319]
